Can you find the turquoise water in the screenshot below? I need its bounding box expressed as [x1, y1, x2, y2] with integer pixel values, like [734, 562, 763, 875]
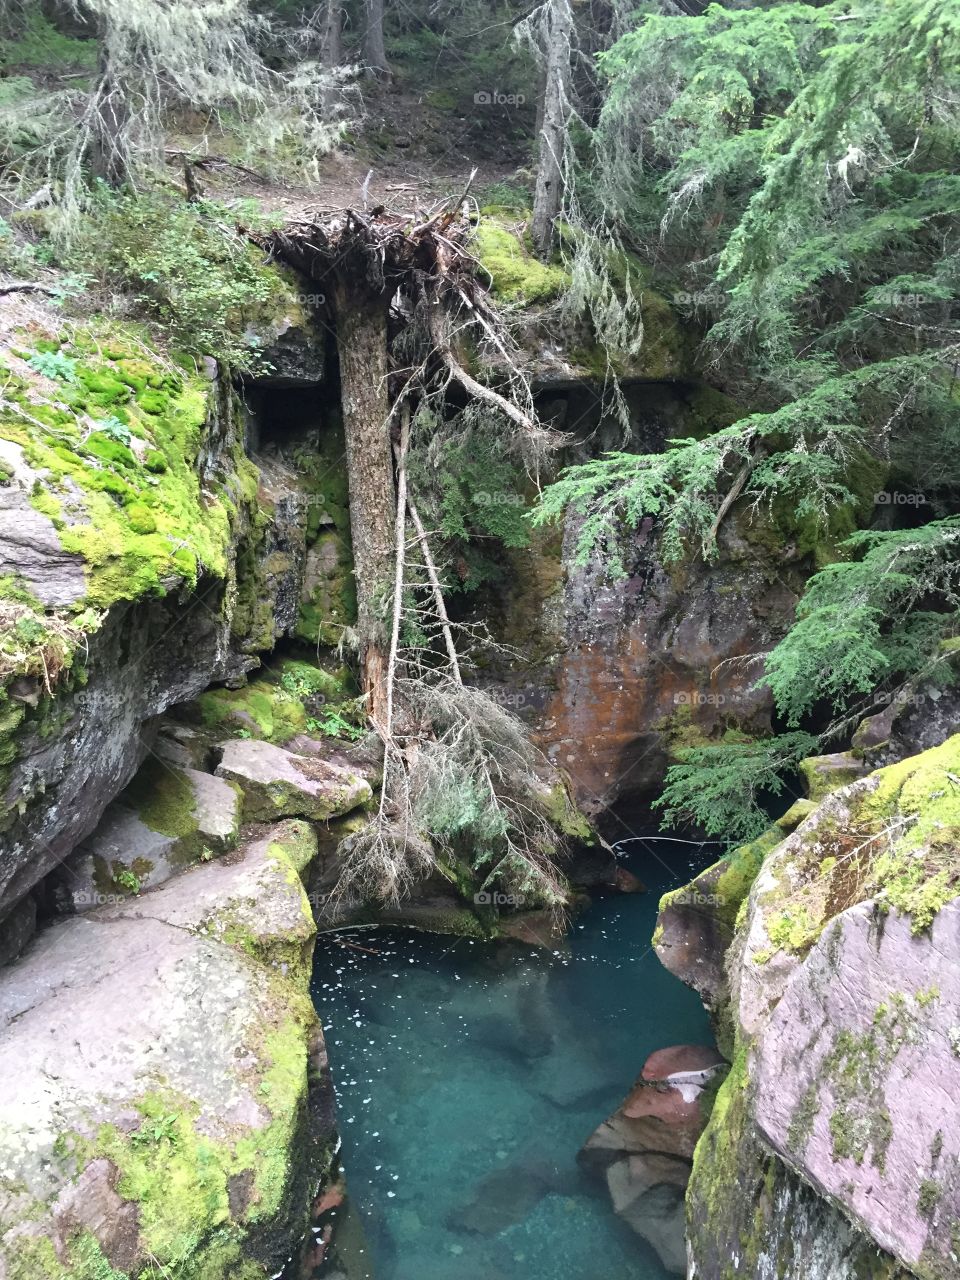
[310, 843, 714, 1280]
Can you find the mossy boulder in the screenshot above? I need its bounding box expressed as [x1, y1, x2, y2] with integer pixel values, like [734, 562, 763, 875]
[472, 216, 570, 305]
[216, 737, 372, 823]
[685, 740, 960, 1279]
[0, 821, 333, 1278]
[64, 758, 242, 908]
[654, 828, 779, 1055]
[798, 750, 869, 803]
[193, 660, 354, 746]
[738, 735, 960, 1036]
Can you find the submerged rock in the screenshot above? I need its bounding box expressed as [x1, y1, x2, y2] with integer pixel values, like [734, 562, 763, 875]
[581, 1044, 725, 1275]
[0, 820, 333, 1278]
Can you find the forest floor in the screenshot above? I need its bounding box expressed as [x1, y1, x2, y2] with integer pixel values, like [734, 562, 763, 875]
[174, 75, 530, 220]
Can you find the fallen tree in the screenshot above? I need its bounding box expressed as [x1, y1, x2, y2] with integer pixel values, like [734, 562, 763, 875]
[253, 185, 570, 910]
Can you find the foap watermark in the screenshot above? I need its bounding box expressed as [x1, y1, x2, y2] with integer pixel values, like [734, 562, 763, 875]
[674, 690, 726, 707]
[670, 890, 726, 907]
[473, 89, 526, 107]
[474, 490, 525, 507]
[873, 689, 926, 709]
[487, 688, 529, 710]
[673, 290, 725, 309]
[73, 890, 126, 908]
[291, 292, 326, 307]
[474, 890, 525, 907]
[874, 491, 928, 507]
[883, 292, 927, 310]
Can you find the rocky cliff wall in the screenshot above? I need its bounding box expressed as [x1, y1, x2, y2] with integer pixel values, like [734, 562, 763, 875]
[660, 737, 960, 1280]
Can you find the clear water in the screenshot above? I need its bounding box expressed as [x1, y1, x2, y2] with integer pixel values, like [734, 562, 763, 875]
[310, 842, 715, 1280]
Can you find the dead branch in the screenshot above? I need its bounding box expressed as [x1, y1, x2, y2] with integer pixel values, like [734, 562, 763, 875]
[0, 282, 56, 297]
[406, 496, 463, 686]
[383, 405, 410, 740]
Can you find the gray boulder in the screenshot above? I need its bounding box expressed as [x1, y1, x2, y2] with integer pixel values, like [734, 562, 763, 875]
[0, 820, 332, 1278]
[217, 737, 372, 822]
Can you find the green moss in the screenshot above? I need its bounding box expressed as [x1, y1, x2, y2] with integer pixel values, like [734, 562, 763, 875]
[776, 797, 817, 830]
[123, 758, 198, 839]
[472, 217, 569, 305]
[5, 332, 238, 620]
[267, 818, 319, 880]
[126, 503, 157, 535]
[3, 1234, 67, 1280]
[197, 681, 307, 745]
[765, 903, 820, 956]
[658, 826, 779, 938]
[864, 735, 960, 932]
[543, 781, 595, 844]
[197, 660, 354, 746]
[712, 829, 779, 932]
[918, 1178, 942, 1217]
[689, 1045, 751, 1226]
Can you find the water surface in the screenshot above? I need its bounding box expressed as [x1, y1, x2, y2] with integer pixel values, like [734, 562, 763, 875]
[311, 843, 714, 1280]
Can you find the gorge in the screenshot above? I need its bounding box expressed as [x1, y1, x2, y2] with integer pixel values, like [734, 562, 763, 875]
[0, 3, 959, 1279]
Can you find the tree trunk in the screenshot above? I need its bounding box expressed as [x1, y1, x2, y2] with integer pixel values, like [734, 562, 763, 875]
[362, 0, 391, 78]
[87, 33, 132, 188]
[318, 0, 343, 111]
[531, 0, 573, 258]
[333, 277, 395, 727]
[320, 0, 342, 67]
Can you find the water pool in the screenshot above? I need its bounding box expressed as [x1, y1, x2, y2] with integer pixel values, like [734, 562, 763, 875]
[310, 843, 715, 1280]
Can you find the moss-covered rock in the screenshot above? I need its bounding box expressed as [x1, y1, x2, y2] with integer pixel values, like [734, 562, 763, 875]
[799, 750, 869, 803]
[686, 738, 960, 1280]
[64, 758, 242, 907]
[216, 737, 372, 823]
[472, 216, 570, 305]
[0, 822, 333, 1278]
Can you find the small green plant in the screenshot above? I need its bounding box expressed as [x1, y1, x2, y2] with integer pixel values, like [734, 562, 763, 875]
[307, 707, 365, 741]
[130, 1112, 180, 1147]
[95, 416, 132, 445]
[27, 350, 77, 382]
[114, 868, 141, 895]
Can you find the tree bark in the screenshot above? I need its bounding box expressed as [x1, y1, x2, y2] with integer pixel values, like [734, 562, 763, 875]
[531, 0, 573, 258]
[333, 277, 395, 727]
[87, 34, 132, 188]
[317, 0, 343, 112]
[319, 0, 342, 68]
[362, 0, 391, 78]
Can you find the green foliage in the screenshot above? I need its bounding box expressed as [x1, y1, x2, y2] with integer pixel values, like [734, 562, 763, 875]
[656, 732, 818, 842]
[537, 0, 960, 758]
[95, 416, 132, 445]
[763, 521, 960, 725]
[65, 190, 298, 371]
[27, 351, 77, 382]
[0, 3, 345, 211]
[410, 404, 532, 592]
[131, 1113, 180, 1148]
[306, 705, 365, 741]
[0, 13, 97, 72]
